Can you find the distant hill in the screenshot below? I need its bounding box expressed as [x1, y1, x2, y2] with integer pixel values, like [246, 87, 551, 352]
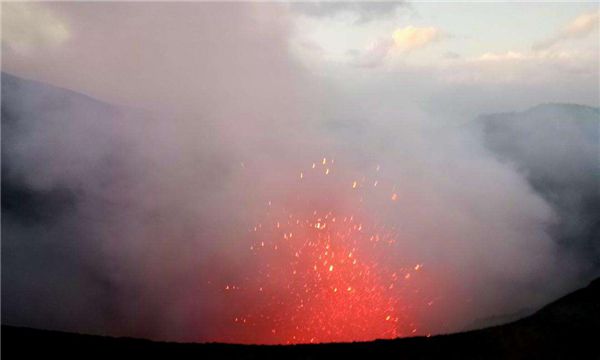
[2, 72, 120, 226]
[1, 72, 133, 336]
[479, 103, 600, 274]
[2, 277, 599, 359]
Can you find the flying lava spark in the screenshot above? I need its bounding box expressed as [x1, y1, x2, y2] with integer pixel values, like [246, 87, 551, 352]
[218, 157, 433, 344]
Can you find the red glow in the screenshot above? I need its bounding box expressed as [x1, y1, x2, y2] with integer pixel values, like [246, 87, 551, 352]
[218, 157, 428, 344]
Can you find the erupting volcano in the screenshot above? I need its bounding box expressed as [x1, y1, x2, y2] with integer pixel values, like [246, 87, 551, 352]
[218, 158, 432, 344]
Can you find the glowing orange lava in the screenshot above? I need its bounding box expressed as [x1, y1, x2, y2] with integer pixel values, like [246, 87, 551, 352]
[220, 157, 426, 344]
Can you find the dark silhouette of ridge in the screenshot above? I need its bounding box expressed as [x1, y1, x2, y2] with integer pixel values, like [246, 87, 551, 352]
[3, 277, 599, 359]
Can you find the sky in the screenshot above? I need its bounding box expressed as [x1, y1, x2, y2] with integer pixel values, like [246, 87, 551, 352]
[1, 1, 599, 345]
[2, 1, 599, 118]
[287, 1, 599, 118]
[291, 2, 598, 60]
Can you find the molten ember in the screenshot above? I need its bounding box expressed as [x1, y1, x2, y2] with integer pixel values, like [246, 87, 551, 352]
[219, 157, 428, 344]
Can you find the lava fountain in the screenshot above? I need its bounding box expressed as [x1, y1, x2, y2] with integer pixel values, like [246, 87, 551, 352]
[218, 157, 431, 344]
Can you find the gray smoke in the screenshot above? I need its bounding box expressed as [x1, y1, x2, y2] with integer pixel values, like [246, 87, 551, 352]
[1, 2, 598, 342]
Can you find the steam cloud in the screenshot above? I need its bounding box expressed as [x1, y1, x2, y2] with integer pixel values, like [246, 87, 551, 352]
[2, 3, 597, 343]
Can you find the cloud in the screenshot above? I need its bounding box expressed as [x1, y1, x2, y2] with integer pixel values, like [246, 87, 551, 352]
[350, 37, 395, 68]
[565, 10, 600, 35]
[351, 25, 442, 67]
[290, 1, 406, 23]
[1, 2, 70, 54]
[392, 25, 441, 52]
[443, 51, 461, 60]
[474, 50, 583, 63]
[475, 51, 529, 62]
[438, 49, 598, 86]
[533, 10, 599, 50]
